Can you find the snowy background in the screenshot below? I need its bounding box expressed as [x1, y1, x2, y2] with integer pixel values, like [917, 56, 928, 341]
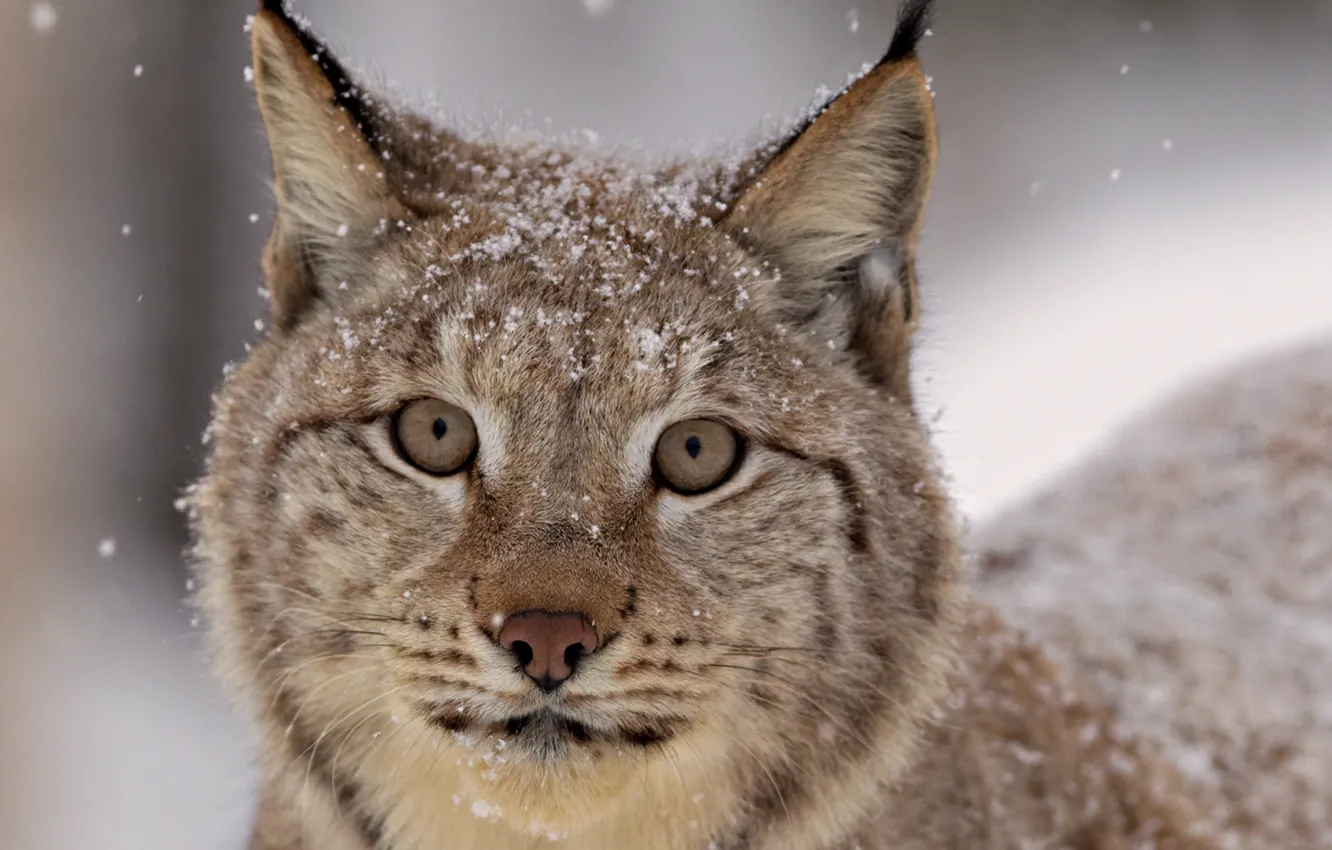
[1, 0, 1329, 847]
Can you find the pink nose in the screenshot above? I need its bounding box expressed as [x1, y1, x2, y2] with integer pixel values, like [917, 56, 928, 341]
[498, 611, 600, 692]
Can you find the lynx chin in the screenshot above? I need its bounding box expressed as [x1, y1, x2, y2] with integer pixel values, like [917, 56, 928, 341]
[186, 1, 1274, 848]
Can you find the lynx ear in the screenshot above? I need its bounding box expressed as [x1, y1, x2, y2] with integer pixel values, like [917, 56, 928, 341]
[725, 0, 937, 396]
[250, 2, 406, 329]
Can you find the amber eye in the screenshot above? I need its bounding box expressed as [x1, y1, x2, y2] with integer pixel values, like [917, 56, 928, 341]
[654, 419, 742, 495]
[392, 399, 478, 475]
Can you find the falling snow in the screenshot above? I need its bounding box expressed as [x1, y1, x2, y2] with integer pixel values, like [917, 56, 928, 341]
[580, 0, 615, 18]
[29, 2, 57, 34]
[97, 538, 117, 558]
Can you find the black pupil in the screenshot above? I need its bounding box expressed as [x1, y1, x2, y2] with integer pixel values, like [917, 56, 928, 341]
[685, 435, 702, 459]
[432, 417, 448, 440]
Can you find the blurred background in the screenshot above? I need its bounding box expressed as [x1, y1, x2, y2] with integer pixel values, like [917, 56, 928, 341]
[1, 0, 1329, 846]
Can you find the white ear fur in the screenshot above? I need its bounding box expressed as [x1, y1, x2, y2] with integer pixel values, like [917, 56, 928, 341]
[859, 247, 904, 300]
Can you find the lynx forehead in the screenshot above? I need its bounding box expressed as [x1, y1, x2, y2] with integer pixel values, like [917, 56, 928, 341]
[190, 2, 968, 849]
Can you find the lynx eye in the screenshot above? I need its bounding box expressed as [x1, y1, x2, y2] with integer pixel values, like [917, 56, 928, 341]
[392, 398, 478, 476]
[654, 419, 741, 495]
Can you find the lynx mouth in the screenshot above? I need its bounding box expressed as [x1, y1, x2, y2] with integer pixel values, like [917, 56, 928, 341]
[425, 704, 681, 755]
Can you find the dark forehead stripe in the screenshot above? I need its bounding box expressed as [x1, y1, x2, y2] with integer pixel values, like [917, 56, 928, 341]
[272, 689, 390, 849]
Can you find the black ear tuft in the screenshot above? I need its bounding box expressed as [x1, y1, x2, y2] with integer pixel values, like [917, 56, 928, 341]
[256, 1, 379, 142]
[882, 0, 934, 66]
[760, 0, 934, 166]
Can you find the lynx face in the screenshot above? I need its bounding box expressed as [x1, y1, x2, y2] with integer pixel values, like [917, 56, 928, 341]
[193, 1, 960, 846]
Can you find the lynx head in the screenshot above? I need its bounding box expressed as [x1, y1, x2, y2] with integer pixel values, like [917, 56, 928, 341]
[192, 0, 962, 845]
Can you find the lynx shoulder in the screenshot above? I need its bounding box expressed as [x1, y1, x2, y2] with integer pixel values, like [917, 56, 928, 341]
[976, 338, 1332, 848]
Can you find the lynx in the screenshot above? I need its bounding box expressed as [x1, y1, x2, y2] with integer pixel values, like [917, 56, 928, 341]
[187, 1, 1275, 848]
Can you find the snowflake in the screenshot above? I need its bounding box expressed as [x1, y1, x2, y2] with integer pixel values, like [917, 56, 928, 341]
[29, 2, 57, 34]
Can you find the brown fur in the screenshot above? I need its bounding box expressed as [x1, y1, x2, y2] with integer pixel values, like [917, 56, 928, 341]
[976, 338, 1332, 848]
[190, 4, 1236, 849]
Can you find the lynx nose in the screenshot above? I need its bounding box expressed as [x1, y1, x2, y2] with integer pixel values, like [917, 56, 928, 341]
[498, 611, 600, 693]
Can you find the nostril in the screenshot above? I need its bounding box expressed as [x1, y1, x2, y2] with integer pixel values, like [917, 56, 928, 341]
[511, 640, 534, 668]
[563, 642, 584, 672]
